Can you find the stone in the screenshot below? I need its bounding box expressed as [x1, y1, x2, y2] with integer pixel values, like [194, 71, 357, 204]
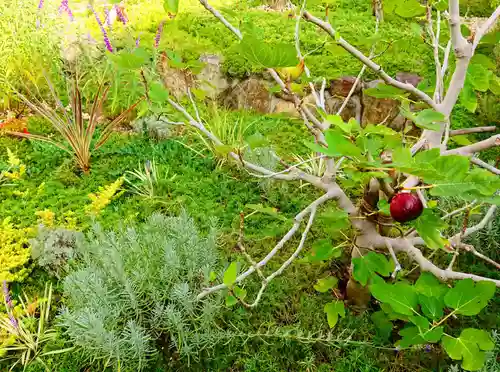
[330, 76, 362, 97]
[157, 52, 193, 99]
[270, 96, 298, 116]
[325, 92, 362, 122]
[395, 72, 422, 87]
[196, 54, 230, 100]
[361, 80, 400, 126]
[222, 77, 271, 113]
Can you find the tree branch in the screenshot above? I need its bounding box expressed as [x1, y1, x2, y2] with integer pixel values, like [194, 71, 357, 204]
[392, 240, 500, 287]
[472, 6, 500, 50]
[198, 0, 242, 39]
[471, 157, 500, 175]
[445, 134, 500, 156]
[246, 206, 317, 307]
[458, 243, 500, 270]
[197, 190, 337, 300]
[450, 126, 497, 136]
[302, 11, 438, 110]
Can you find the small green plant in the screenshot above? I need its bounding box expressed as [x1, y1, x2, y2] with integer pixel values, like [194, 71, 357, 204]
[12, 77, 142, 173]
[59, 212, 222, 370]
[124, 159, 176, 199]
[1, 282, 72, 371]
[187, 106, 256, 166]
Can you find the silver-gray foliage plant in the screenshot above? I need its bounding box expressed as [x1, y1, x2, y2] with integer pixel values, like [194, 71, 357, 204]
[59, 212, 222, 371]
[30, 226, 83, 278]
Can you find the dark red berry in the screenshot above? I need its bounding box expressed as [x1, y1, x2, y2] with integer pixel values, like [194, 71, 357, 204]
[390, 193, 423, 223]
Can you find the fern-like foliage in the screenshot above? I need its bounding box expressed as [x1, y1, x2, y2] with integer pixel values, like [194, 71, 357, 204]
[58, 212, 221, 371]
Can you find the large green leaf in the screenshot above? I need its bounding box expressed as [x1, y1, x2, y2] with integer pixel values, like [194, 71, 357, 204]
[395, 0, 425, 17]
[324, 130, 364, 158]
[442, 329, 495, 371]
[410, 209, 448, 249]
[490, 75, 500, 95]
[371, 311, 393, 341]
[370, 281, 419, 316]
[327, 114, 357, 134]
[408, 315, 444, 342]
[223, 262, 238, 287]
[302, 239, 343, 263]
[149, 82, 170, 105]
[413, 109, 445, 131]
[314, 276, 339, 293]
[466, 63, 491, 92]
[110, 48, 149, 70]
[444, 279, 495, 315]
[419, 294, 444, 320]
[460, 82, 478, 113]
[414, 272, 448, 298]
[363, 83, 405, 99]
[352, 252, 391, 286]
[163, 0, 179, 15]
[397, 326, 425, 348]
[239, 34, 298, 68]
[324, 300, 345, 328]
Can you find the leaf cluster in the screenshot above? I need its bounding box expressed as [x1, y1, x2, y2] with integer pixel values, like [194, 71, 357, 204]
[352, 254, 497, 371]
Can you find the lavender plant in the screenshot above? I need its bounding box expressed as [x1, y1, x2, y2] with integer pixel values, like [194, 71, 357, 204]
[58, 212, 223, 370]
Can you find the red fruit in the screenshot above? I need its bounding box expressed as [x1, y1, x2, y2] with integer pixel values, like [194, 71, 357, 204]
[390, 193, 423, 223]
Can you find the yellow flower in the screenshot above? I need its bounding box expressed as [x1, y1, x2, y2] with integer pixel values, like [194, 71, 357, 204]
[35, 210, 55, 227]
[85, 177, 125, 216]
[6, 148, 20, 167]
[0, 218, 34, 283]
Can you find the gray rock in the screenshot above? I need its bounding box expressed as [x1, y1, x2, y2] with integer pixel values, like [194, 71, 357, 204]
[222, 77, 272, 113]
[196, 54, 230, 100]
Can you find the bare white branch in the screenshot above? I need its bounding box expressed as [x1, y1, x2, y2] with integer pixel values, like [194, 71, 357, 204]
[472, 6, 500, 50]
[445, 134, 500, 156]
[392, 240, 500, 287]
[458, 243, 500, 270]
[302, 11, 438, 110]
[385, 238, 401, 278]
[450, 126, 497, 136]
[246, 206, 317, 307]
[471, 157, 500, 175]
[199, 0, 242, 39]
[197, 191, 337, 300]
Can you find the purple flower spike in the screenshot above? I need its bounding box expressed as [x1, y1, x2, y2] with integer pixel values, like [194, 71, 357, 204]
[115, 5, 128, 25]
[38, 0, 44, 10]
[155, 21, 166, 49]
[8, 313, 19, 329]
[89, 4, 114, 53]
[2, 280, 13, 310]
[59, 0, 74, 22]
[135, 36, 141, 48]
[104, 7, 112, 29]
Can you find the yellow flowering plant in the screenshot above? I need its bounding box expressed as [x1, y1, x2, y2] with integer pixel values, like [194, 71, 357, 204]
[0, 218, 34, 283]
[85, 177, 125, 216]
[0, 148, 26, 187]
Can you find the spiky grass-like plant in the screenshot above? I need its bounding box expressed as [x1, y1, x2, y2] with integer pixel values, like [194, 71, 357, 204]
[11, 76, 141, 173]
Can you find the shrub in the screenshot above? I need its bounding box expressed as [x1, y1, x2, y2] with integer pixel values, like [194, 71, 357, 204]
[0, 218, 34, 283]
[59, 212, 222, 370]
[30, 226, 83, 279]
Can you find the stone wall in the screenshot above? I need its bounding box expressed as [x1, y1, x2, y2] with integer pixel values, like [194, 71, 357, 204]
[157, 53, 423, 131]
